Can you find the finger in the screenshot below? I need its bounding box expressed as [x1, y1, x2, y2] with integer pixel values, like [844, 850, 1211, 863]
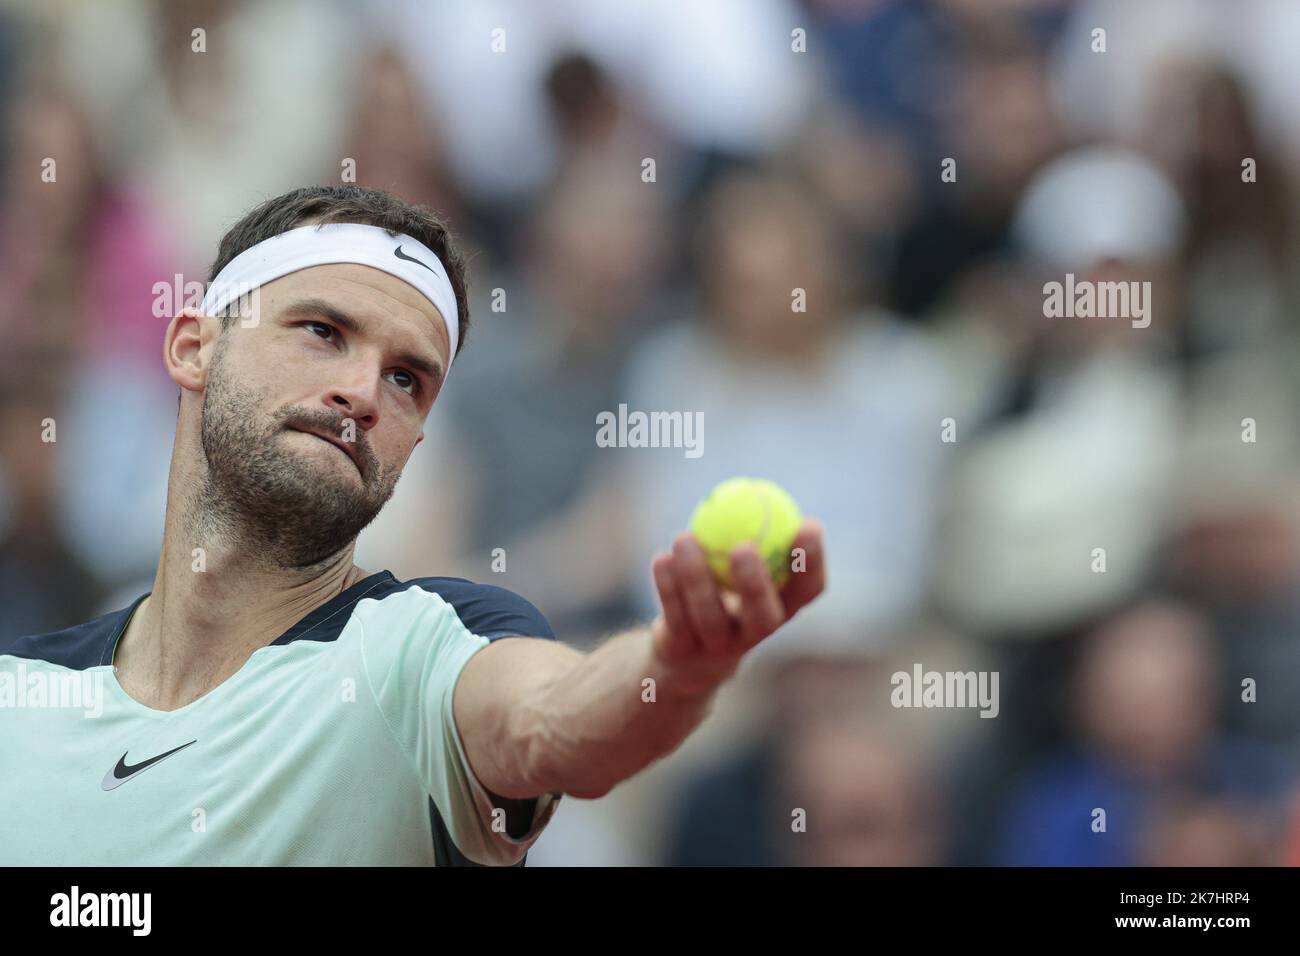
[780, 518, 827, 618]
[671, 531, 735, 654]
[651, 551, 698, 656]
[730, 543, 786, 650]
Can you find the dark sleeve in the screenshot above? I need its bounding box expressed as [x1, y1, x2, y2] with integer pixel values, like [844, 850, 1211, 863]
[411, 578, 557, 641]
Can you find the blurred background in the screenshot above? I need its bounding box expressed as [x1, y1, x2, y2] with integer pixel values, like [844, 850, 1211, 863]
[4, 0, 1300, 865]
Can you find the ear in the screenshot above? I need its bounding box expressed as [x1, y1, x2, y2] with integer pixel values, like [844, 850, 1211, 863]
[165, 309, 217, 395]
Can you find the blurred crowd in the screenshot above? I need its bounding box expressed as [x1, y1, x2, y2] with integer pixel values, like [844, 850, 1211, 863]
[4, 0, 1300, 865]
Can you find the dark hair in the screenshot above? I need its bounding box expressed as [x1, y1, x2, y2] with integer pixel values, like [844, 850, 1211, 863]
[208, 185, 471, 357]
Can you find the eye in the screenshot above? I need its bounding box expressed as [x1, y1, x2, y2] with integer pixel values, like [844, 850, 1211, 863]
[304, 321, 335, 342]
[385, 369, 418, 396]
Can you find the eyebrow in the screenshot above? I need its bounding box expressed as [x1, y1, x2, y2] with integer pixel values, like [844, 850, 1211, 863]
[281, 297, 445, 389]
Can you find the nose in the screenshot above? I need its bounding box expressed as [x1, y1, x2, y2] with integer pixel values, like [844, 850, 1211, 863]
[323, 370, 380, 433]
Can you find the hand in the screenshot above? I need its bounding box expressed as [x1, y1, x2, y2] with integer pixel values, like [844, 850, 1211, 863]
[649, 518, 826, 696]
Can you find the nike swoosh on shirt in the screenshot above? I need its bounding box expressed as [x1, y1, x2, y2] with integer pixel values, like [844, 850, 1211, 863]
[394, 245, 437, 275]
[101, 740, 198, 791]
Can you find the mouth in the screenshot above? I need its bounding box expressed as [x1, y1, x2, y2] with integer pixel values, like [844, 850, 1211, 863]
[289, 426, 362, 475]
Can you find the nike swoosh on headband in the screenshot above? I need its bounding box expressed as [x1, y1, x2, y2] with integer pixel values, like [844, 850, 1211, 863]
[102, 740, 198, 791]
[394, 244, 437, 275]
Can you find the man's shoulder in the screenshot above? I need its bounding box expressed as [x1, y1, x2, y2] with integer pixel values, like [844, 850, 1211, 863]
[366, 572, 557, 643]
[0, 600, 141, 670]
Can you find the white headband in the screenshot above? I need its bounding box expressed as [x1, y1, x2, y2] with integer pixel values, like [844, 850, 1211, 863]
[201, 222, 459, 368]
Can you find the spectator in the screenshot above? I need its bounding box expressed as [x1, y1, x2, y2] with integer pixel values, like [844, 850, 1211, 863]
[996, 599, 1292, 865]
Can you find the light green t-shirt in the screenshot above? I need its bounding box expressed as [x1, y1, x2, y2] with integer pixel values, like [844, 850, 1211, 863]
[0, 571, 562, 865]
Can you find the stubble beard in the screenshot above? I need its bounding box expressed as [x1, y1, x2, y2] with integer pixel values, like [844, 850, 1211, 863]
[194, 340, 401, 569]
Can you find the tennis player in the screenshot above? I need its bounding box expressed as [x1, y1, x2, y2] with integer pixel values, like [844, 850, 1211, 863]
[0, 185, 825, 865]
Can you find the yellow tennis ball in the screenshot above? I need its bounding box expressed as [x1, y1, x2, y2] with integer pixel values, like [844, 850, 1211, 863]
[689, 477, 803, 590]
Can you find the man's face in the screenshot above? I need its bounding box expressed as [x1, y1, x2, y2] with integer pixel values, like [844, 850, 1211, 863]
[196, 263, 450, 567]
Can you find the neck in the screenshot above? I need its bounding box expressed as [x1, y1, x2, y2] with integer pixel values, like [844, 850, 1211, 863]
[716, 319, 835, 372]
[115, 437, 370, 712]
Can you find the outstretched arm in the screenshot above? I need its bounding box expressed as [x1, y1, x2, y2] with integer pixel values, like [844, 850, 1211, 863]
[453, 519, 826, 801]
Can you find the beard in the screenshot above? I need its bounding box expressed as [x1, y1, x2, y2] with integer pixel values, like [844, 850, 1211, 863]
[196, 338, 401, 568]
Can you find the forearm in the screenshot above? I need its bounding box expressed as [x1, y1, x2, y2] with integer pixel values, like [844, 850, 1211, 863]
[522, 626, 727, 800]
[456, 520, 825, 806]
